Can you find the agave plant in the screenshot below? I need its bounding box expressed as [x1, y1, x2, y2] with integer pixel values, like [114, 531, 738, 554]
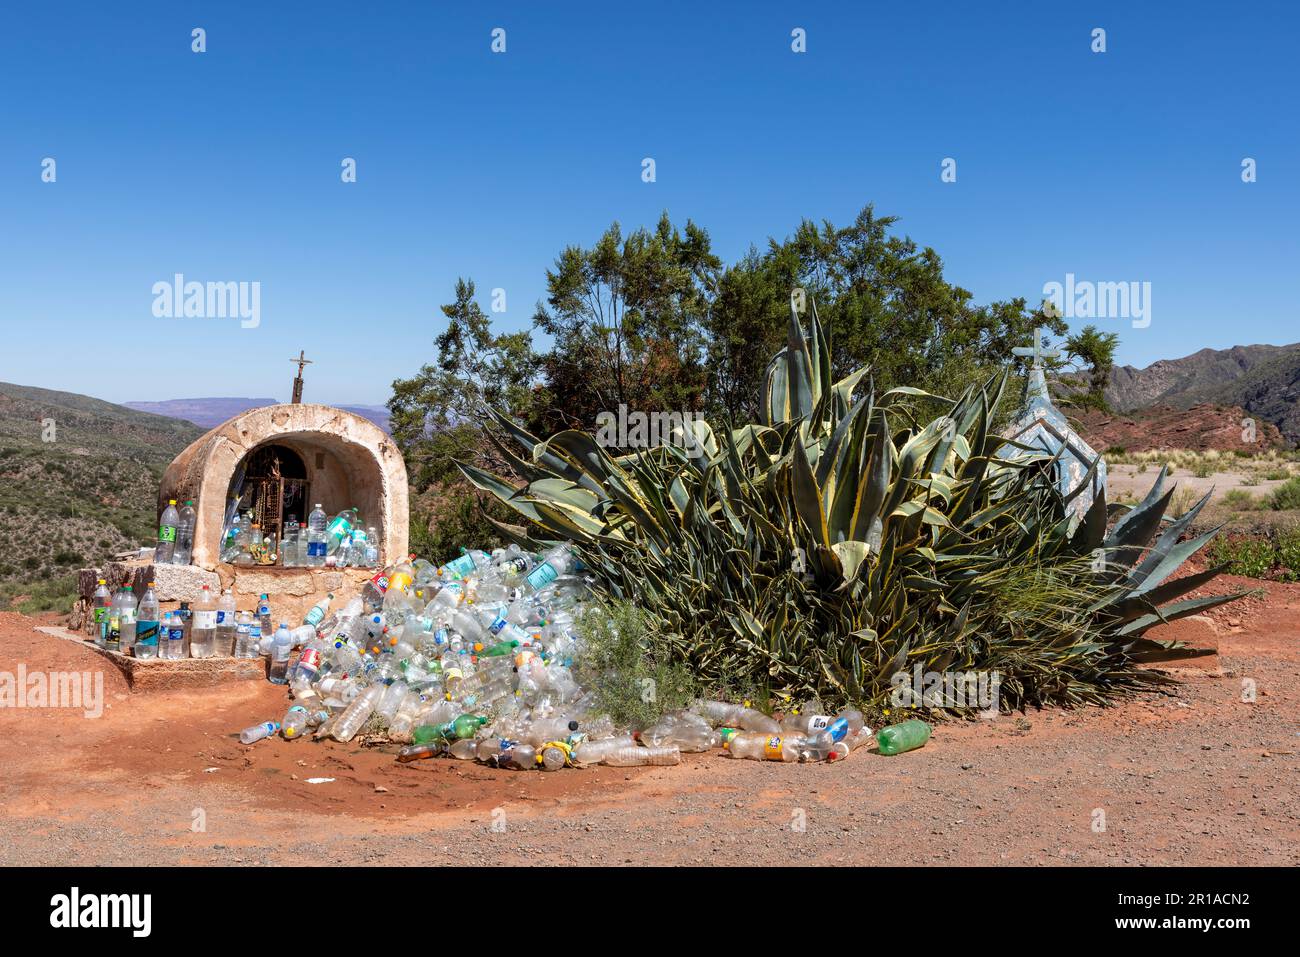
[462, 296, 1248, 710]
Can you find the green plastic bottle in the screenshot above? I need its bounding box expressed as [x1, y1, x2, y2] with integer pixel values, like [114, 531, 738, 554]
[482, 639, 520, 657]
[412, 714, 487, 745]
[876, 719, 931, 755]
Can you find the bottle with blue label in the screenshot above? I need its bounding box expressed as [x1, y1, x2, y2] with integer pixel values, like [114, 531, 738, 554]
[307, 503, 328, 566]
[160, 612, 187, 660]
[257, 594, 272, 635]
[133, 582, 160, 659]
[522, 544, 577, 594]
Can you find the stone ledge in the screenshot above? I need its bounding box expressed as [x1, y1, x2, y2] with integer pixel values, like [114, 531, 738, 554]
[37, 626, 267, 692]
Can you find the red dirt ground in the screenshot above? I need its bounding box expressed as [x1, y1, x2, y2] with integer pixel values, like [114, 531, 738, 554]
[1, 577, 1297, 867]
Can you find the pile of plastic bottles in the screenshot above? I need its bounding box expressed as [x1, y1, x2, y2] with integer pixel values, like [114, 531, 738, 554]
[216, 501, 381, 568]
[239, 543, 932, 767]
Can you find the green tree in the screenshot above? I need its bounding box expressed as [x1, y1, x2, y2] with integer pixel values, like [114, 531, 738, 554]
[704, 205, 1066, 424]
[1064, 324, 1121, 411]
[388, 279, 539, 557]
[532, 213, 721, 435]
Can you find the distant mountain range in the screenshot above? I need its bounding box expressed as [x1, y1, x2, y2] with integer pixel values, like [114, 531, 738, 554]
[1103, 342, 1300, 443]
[123, 397, 391, 433]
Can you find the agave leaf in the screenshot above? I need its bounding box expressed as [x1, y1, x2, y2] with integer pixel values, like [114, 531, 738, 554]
[1117, 591, 1253, 637]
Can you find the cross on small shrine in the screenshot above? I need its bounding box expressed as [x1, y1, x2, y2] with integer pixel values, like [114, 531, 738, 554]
[1012, 327, 1061, 369]
[290, 350, 313, 404]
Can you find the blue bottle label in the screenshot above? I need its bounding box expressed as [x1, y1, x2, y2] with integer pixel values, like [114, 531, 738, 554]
[136, 621, 159, 646]
[525, 561, 559, 591]
[445, 553, 475, 577]
[308, 542, 326, 557]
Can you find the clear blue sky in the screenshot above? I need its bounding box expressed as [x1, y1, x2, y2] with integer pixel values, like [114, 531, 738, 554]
[1, 1, 1296, 406]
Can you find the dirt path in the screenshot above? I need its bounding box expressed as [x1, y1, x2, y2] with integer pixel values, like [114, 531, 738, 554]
[2, 579, 1298, 867]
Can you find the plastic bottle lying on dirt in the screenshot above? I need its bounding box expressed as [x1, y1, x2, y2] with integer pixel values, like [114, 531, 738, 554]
[240, 721, 280, 744]
[876, 719, 931, 755]
[693, 699, 781, 734]
[726, 732, 803, 762]
[572, 734, 637, 765]
[602, 745, 681, 767]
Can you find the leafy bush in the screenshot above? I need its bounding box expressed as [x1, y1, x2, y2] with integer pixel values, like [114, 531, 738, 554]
[572, 600, 697, 728]
[1276, 526, 1300, 580]
[1270, 477, 1300, 510]
[1206, 536, 1278, 579]
[466, 302, 1246, 710]
[1221, 489, 1263, 511]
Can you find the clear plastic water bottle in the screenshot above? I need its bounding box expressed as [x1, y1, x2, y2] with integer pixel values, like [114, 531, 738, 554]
[240, 721, 280, 744]
[268, 623, 293, 684]
[90, 579, 111, 645]
[216, 589, 236, 656]
[519, 543, 577, 595]
[161, 611, 187, 659]
[281, 515, 300, 567]
[156, 499, 179, 564]
[134, 583, 159, 659]
[173, 500, 197, 565]
[190, 585, 218, 658]
[105, 584, 125, 652]
[307, 504, 328, 567]
[233, 611, 258, 658]
[117, 585, 138, 654]
[257, 594, 272, 635]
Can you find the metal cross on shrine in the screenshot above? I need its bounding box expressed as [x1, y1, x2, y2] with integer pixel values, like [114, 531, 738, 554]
[1012, 327, 1061, 369]
[290, 350, 313, 404]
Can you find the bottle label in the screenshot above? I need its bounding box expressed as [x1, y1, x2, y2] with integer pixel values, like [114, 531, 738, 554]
[307, 542, 326, 557]
[369, 573, 390, 594]
[488, 614, 508, 635]
[806, 715, 831, 731]
[136, 621, 159, 646]
[168, 625, 185, 642]
[158, 524, 176, 542]
[389, 572, 413, 593]
[193, 610, 217, 629]
[305, 605, 326, 627]
[763, 736, 785, 760]
[525, 561, 559, 591]
[297, 648, 322, 671]
[93, 607, 107, 623]
[444, 553, 475, 578]
[216, 611, 227, 624]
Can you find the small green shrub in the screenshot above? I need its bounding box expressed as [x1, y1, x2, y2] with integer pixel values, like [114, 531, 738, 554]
[1270, 477, 1300, 511]
[573, 600, 697, 729]
[1207, 536, 1276, 579]
[1262, 468, 1292, 481]
[1277, 526, 1300, 581]
[1221, 489, 1262, 511]
[1104, 445, 1127, 456]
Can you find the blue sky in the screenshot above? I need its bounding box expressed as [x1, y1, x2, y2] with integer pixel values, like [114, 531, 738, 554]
[1, 1, 1296, 406]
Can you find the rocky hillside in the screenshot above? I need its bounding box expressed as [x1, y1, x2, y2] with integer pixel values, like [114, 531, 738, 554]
[1073, 403, 1287, 454]
[1104, 343, 1300, 441]
[0, 382, 204, 612]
